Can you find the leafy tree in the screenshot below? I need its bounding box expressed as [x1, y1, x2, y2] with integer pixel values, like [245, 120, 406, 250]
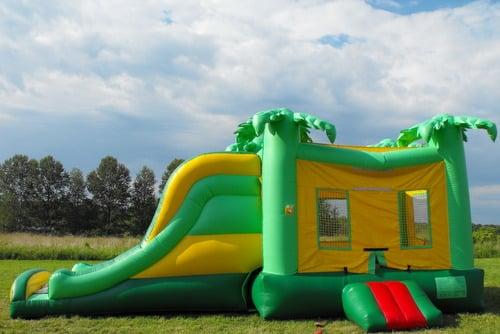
[473, 226, 498, 243]
[68, 168, 86, 206]
[66, 168, 92, 233]
[87, 156, 131, 234]
[130, 166, 156, 234]
[158, 158, 184, 195]
[37, 156, 69, 231]
[0, 155, 40, 231]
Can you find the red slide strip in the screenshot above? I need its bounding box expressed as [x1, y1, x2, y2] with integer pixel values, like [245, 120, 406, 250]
[385, 281, 427, 329]
[367, 282, 406, 330]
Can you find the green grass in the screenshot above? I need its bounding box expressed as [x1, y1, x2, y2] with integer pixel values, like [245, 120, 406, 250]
[474, 240, 500, 258]
[0, 259, 499, 333]
[0, 233, 139, 260]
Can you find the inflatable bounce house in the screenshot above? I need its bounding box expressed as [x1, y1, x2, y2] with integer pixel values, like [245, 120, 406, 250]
[10, 109, 497, 331]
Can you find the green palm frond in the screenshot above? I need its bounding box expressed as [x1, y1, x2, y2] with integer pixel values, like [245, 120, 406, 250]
[293, 112, 336, 143]
[396, 114, 496, 146]
[226, 108, 336, 152]
[371, 138, 398, 148]
[372, 114, 497, 148]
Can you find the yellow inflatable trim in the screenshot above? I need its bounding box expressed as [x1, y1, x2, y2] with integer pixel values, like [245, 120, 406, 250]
[405, 189, 427, 196]
[25, 271, 51, 300]
[147, 153, 261, 241]
[134, 234, 262, 278]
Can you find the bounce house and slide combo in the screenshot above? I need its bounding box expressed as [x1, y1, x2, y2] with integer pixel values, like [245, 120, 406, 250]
[10, 109, 497, 331]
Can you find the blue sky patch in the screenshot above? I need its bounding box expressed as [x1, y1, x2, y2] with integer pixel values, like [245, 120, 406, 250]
[318, 34, 351, 48]
[162, 10, 173, 25]
[366, 0, 477, 15]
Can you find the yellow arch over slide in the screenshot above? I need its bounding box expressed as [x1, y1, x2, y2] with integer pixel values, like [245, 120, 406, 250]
[146, 152, 261, 241]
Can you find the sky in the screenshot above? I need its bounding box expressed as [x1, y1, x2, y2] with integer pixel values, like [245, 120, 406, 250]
[0, 0, 499, 224]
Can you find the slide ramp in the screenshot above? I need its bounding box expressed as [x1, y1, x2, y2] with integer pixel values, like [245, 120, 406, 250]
[342, 280, 442, 332]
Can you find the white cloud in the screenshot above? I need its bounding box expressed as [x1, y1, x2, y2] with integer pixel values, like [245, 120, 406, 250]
[0, 0, 498, 222]
[1, 0, 499, 130]
[471, 184, 500, 197]
[0, 70, 143, 116]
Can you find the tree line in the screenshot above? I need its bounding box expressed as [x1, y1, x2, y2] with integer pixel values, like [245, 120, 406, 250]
[0, 155, 184, 236]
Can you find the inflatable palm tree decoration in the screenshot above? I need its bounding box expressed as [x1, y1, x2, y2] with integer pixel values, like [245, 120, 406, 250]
[227, 108, 336, 152]
[373, 114, 497, 147]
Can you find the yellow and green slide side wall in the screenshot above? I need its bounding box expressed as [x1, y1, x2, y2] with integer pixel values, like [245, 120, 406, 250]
[252, 113, 484, 319]
[10, 153, 264, 318]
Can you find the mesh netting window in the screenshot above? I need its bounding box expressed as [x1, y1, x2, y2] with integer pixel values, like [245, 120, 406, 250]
[399, 190, 432, 249]
[317, 190, 350, 250]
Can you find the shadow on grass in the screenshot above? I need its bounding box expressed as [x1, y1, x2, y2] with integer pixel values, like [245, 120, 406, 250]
[35, 310, 346, 332]
[24, 311, 258, 321]
[440, 286, 500, 329]
[484, 286, 500, 315]
[75, 311, 345, 322]
[441, 314, 459, 329]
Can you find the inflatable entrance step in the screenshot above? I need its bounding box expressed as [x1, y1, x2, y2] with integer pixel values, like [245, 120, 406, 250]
[10, 269, 51, 303]
[342, 280, 442, 332]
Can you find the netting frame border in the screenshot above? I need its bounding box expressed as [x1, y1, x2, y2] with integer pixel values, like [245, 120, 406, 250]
[315, 188, 352, 251]
[398, 189, 433, 250]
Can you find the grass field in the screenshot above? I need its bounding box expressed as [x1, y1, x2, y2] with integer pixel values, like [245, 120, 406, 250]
[0, 233, 139, 260]
[0, 259, 498, 333]
[1, 232, 497, 260]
